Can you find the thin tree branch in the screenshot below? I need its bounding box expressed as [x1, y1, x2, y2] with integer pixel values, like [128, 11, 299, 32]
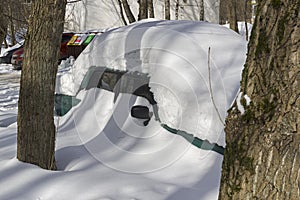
[67, 0, 82, 4]
[117, 0, 128, 25]
[208, 47, 226, 126]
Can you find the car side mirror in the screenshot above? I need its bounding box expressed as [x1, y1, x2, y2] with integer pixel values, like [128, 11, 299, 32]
[131, 105, 150, 120]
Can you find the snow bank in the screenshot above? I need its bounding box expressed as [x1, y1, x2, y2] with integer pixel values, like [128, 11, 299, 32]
[0, 64, 14, 74]
[0, 68, 21, 111]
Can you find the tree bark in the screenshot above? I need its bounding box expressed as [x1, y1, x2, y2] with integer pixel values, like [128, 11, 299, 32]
[219, 0, 228, 24]
[122, 0, 136, 23]
[148, 0, 155, 18]
[7, 3, 17, 45]
[138, 0, 148, 20]
[17, 0, 67, 170]
[9, 21, 16, 46]
[228, 0, 239, 32]
[0, 4, 8, 52]
[165, 0, 171, 20]
[175, 0, 179, 20]
[199, 0, 204, 21]
[219, 0, 300, 199]
[117, 0, 128, 25]
[244, 0, 249, 41]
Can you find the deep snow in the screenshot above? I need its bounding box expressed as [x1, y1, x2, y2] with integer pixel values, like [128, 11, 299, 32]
[0, 66, 20, 113]
[0, 20, 247, 200]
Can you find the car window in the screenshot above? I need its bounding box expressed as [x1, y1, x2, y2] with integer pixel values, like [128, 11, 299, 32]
[98, 71, 123, 91]
[117, 72, 156, 105]
[79, 66, 106, 91]
[80, 67, 156, 104]
[81, 67, 157, 105]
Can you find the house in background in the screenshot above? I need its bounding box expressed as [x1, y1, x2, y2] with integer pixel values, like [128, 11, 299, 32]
[65, 0, 220, 32]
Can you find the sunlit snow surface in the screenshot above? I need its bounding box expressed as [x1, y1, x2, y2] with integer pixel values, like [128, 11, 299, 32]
[0, 20, 247, 200]
[0, 65, 20, 112]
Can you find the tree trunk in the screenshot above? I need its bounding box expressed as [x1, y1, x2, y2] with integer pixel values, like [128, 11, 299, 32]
[165, 0, 171, 20]
[199, 0, 204, 21]
[219, 0, 300, 199]
[117, 0, 128, 25]
[7, 3, 16, 45]
[228, 0, 239, 33]
[138, 0, 148, 20]
[244, 0, 249, 41]
[9, 21, 16, 46]
[175, 0, 179, 20]
[148, 0, 155, 18]
[17, 0, 67, 170]
[122, 0, 136, 23]
[0, 5, 8, 52]
[219, 0, 228, 24]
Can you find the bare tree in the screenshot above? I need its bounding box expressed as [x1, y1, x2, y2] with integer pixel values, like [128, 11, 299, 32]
[138, 0, 148, 20]
[219, 0, 228, 24]
[7, 4, 17, 45]
[199, 0, 204, 21]
[17, 0, 67, 170]
[0, 0, 31, 46]
[244, 0, 249, 40]
[148, 0, 155, 18]
[219, 0, 300, 199]
[0, 3, 8, 50]
[228, 0, 238, 32]
[219, 0, 252, 26]
[175, 0, 180, 20]
[165, 0, 171, 20]
[117, 0, 128, 25]
[122, 0, 136, 23]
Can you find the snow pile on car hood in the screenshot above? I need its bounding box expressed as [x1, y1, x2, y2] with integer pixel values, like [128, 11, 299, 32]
[57, 19, 247, 145]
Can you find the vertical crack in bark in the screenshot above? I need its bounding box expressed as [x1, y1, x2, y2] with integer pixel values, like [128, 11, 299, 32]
[266, 146, 273, 174]
[253, 150, 262, 195]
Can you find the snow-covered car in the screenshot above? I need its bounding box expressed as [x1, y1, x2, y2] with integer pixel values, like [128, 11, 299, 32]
[55, 19, 247, 199]
[57, 65, 225, 153]
[0, 43, 23, 64]
[10, 48, 23, 69]
[10, 33, 75, 70]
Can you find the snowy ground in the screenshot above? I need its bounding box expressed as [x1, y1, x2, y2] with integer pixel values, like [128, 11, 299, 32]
[0, 20, 247, 200]
[0, 66, 20, 112]
[0, 65, 19, 128]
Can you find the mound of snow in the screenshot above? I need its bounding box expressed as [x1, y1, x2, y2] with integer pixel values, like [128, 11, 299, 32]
[58, 19, 247, 145]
